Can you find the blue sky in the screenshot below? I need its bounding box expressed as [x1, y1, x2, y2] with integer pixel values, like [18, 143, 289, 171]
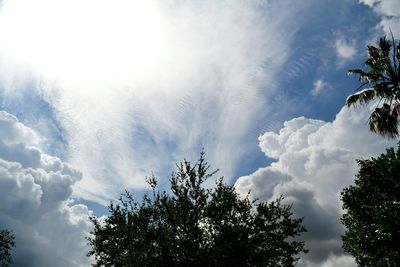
[0, 0, 399, 266]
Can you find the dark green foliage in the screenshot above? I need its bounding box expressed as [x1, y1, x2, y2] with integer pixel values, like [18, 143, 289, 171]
[346, 35, 400, 138]
[0, 229, 15, 267]
[88, 153, 307, 267]
[341, 144, 400, 266]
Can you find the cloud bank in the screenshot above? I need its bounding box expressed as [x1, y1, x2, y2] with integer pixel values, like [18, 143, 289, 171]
[0, 111, 92, 266]
[235, 105, 397, 266]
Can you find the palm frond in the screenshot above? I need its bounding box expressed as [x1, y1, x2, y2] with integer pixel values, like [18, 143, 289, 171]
[374, 82, 393, 98]
[368, 104, 399, 138]
[345, 88, 376, 107]
[379, 36, 391, 56]
[392, 103, 400, 120]
[396, 41, 400, 62]
[396, 40, 400, 76]
[366, 43, 391, 74]
[346, 35, 400, 138]
[347, 69, 376, 84]
[367, 45, 380, 60]
[347, 69, 370, 77]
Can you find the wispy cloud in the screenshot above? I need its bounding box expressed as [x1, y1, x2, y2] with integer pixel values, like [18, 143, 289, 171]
[310, 79, 331, 96]
[334, 38, 357, 64]
[0, 0, 312, 202]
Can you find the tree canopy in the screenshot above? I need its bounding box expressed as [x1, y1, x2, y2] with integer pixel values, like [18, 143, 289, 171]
[87, 153, 307, 267]
[0, 229, 15, 267]
[341, 143, 400, 266]
[346, 35, 400, 138]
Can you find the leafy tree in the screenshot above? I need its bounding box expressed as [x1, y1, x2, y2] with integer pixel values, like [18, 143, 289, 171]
[341, 144, 400, 266]
[88, 153, 307, 267]
[346, 35, 400, 138]
[0, 229, 15, 267]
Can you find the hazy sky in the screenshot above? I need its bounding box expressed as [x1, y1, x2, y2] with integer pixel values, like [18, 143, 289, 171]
[0, 0, 399, 266]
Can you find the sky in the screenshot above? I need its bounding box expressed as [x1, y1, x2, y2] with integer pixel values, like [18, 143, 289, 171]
[0, 0, 399, 266]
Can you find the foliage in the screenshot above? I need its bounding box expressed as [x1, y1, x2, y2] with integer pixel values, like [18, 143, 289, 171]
[88, 152, 307, 267]
[0, 229, 15, 267]
[346, 35, 400, 138]
[341, 143, 400, 266]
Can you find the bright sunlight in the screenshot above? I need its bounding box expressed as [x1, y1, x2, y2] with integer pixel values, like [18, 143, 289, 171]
[0, 0, 164, 91]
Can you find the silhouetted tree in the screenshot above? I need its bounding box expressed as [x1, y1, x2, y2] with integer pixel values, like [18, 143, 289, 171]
[0, 229, 15, 267]
[341, 144, 400, 266]
[346, 35, 400, 138]
[88, 152, 307, 267]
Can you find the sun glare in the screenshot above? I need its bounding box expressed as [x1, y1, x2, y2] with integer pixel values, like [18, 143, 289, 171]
[0, 0, 164, 90]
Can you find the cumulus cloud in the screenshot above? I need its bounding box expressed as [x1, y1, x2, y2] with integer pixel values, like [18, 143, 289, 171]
[0, 0, 315, 202]
[0, 111, 92, 266]
[334, 38, 357, 64]
[320, 254, 358, 267]
[235, 105, 397, 266]
[359, 0, 400, 36]
[310, 79, 331, 96]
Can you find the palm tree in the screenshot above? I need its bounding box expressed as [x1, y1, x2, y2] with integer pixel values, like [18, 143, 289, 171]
[346, 35, 400, 138]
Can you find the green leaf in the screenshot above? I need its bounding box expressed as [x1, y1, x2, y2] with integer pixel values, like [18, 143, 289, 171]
[341, 144, 400, 266]
[87, 153, 308, 266]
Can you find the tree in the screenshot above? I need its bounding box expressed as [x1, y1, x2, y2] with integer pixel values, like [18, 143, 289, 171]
[346, 35, 400, 138]
[88, 153, 307, 267]
[0, 229, 15, 267]
[341, 144, 400, 266]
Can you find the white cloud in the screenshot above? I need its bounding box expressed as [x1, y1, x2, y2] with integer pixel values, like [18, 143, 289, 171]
[0, 111, 92, 266]
[376, 0, 400, 16]
[359, 0, 378, 7]
[0, 0, 314, 203]
[310, 79, 331, 96]
[334, 38, 357, 63]
[359, 0, 400, 16]
[379, 16, 400, 36]
[235, 105, 396, 266]
[319, 254, 356, 267]
[0, 111, 40, 146]
[359, 0, 400, 36]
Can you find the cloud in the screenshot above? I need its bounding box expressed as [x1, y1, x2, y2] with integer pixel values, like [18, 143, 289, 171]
[359, 0, 400, 36]
[310, 79, 331, 96]
[0, 111, 40, 146]
[334, 38, 357, 63]
[235, 105, 397, 266]
[379, 16, 400, 36]
[0, 0, 314, 203]
[359, 0, 378, 6]
[360, 0, 400, 16]
[320, 254, 358, 267]
[0, 111, 92, 266]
